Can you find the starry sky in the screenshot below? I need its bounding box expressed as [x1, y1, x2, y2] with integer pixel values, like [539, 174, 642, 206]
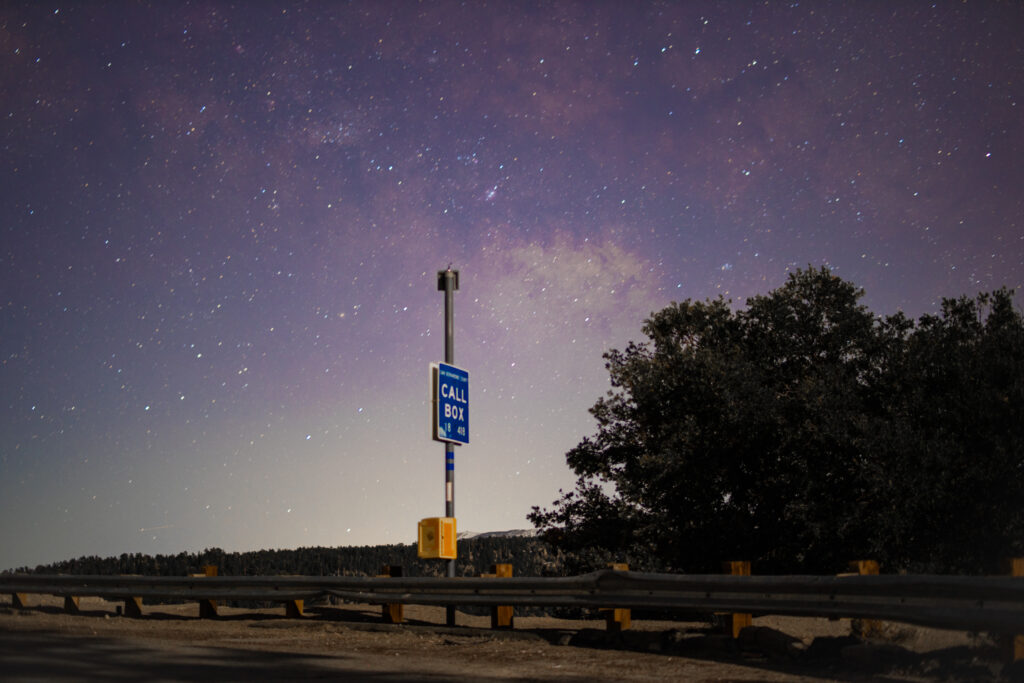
[2, 1, 1022, 572]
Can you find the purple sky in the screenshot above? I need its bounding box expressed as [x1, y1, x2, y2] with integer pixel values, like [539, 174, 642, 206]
[2, 1, 1022, 571]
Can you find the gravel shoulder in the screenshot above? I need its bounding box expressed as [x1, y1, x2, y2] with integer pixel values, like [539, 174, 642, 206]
[0, 595, 1007, 681]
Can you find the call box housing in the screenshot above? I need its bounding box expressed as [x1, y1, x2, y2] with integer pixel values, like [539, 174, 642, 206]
[418, 517, 457, 559]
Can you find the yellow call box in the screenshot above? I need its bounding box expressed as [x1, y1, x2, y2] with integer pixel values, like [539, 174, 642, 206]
[418, 517, 457, 559]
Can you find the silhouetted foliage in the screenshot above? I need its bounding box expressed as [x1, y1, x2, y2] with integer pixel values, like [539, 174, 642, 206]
[529, 268, 1024, 575]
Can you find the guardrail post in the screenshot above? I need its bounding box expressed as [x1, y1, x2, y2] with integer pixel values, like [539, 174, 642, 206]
[849, 560, 881, 637]
[850, 559, 879, 574]
[63, 595, 80, 614]
[11, 593, 28, 609]
[124, 596, 143, 618]
[1010, 558, 1023, 662]
[198, 565, 218, 619]
[720, 561, 752, 638]
[285, 598, 304, 618]
[482, 563, 513, 629]
[602, 563, 631, 633]
[379, 565, 403, 624]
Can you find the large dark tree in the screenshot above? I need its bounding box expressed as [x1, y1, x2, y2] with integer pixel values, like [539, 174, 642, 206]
[529, 268, 1024, 574]
[876, 290, 1024, 573]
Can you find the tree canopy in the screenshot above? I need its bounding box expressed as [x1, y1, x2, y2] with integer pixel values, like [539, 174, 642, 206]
[529, 267, 1024, 574]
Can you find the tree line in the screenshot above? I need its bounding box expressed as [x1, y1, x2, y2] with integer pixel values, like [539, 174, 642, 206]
[5, 535, 561, 579]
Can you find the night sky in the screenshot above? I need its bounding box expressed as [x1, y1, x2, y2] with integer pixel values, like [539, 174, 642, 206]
[2, 1, 1022, 572]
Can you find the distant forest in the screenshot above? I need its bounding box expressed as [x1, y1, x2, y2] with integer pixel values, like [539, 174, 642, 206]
[5, 535, 565, 579]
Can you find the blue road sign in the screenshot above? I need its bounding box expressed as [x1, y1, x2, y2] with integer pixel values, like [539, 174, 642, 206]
[434, 362, 469, 445]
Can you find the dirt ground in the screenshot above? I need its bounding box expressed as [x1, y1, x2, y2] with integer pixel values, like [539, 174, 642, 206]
[0, 594, 1012, 681]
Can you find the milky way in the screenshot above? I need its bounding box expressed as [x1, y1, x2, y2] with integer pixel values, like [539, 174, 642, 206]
[2, 1, 1022, 570]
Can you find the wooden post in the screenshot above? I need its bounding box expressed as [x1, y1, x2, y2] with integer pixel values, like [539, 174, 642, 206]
[285, 599, 304, 618]
[11, 593, 28, 609]
[1010, 558, 1023, 662]
[198, 565, 218, 619]
[123, 596, 143, 618]
[850, 559, 879, 575]
[486, 564, 514, 629]
[379, 565, 403, 624]
[603, 563, 631, 632]
[849, 560, 881, 637]
[721, 561, 752, 638]
[63, 595, 80, 614]
[198, 599, 218, 619]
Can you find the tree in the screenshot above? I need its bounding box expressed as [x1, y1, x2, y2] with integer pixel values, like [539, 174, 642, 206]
[876, 289, 1024, 573]
[529, 268, 1024, 574]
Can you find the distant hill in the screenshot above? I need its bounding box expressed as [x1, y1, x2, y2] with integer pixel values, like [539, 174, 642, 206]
[457, 529, 538, 541]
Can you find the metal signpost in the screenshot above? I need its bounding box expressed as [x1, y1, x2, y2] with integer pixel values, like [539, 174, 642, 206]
[435, 267, 464, 626]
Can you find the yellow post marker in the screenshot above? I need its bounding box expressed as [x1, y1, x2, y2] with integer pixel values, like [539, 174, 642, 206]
[721, 561, 752, 638]
[486, 564, 514, 629]
[63, 595, 80, 614]
[198, 600, 218, 619]
[198, 564, 218, 619]
[849, 560, 881, 637]
[379, 565, 404, 624]
[850, 559, 879, 575]
[602, 563, 631, 632]
[285, 599, 304, 618]
[11, 593, 28, 609]
[417, 517, 457, 559]
[124, 596, 143, 618]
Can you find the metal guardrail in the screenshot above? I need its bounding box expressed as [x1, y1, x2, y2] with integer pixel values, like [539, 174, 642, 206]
[3, 570, 1022, 634]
